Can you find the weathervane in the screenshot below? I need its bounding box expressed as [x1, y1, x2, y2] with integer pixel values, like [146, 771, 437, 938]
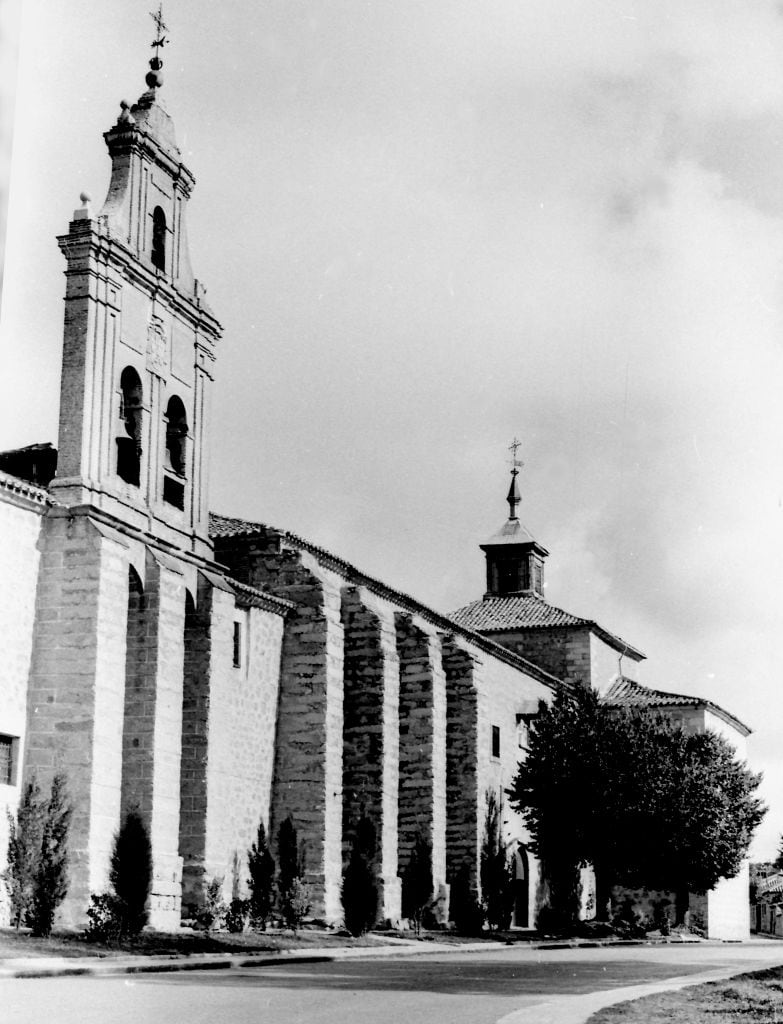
[150, 4, 168, 56]
[506, 438, 523, 520]
[142, 4, 168, 98]
[508, 437, 524, 473]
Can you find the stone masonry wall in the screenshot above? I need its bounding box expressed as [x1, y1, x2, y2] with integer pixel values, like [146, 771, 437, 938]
[203, 600, 285, 904]
[490, 627, 594, 690]
[471, 651, 554, 927]
[24, 512, 131, 927]
[0, 490, 44, 924]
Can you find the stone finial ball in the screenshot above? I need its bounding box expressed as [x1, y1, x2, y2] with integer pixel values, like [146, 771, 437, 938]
[79, 191, 92, 205]
[145, 69, 164, 89]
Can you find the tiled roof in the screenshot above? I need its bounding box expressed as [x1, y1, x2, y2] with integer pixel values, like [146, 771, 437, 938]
[230, 578, 295, 615]
[451, 596, 588, 630]
[604, 677, 750, 737]
[209, 512, 566, 691]
[450, 596, 644, 661]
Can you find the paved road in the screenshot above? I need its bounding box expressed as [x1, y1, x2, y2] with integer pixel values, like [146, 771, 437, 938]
[3, 943, 783, 1024]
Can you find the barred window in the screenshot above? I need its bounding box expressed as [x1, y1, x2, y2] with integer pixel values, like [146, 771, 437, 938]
[0, 735, 14, 786]
[233, 621, 242, 669]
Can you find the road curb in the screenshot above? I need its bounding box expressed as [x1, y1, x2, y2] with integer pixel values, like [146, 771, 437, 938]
[0, 935, 778, 981]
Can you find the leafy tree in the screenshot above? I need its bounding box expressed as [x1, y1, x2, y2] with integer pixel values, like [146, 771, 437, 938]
[480, 791, 514, 931]
[30, 774, 73, 936]
[109, 808, 152, 937]
[508, 687, 599, 924]
[3, 778, 45, 928]
[660, 730, 765, 922]
[774, 836, 783, 873]
[342, 814, 379, 936]
[509, 686, 765, 925]
[247, 819, 275, 930]
[401, 831, 432, 936]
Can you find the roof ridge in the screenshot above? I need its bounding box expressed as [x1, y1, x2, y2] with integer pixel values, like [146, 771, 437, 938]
[209, 511, 567, 691]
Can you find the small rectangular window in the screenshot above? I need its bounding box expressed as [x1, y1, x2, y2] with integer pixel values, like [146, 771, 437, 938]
[491, 725, 501, 760]
[232, 621, 242, 669]
[0, 735, 16, 786]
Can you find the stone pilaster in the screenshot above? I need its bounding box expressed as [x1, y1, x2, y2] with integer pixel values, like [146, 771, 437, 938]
[121, 548, 186, 929]
[179, 576, 213, 913]
[442, 638, 480, 890]
[395, 615, 447, 902]
[233, 539, 344, 923]
[23, 513, 130, 927]
[341, 587, 401, 923]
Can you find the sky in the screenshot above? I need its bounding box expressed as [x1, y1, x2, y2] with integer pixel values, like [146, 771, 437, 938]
[1, 0, 782, 858]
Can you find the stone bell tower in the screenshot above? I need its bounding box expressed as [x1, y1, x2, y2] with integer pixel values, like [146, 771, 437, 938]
[24, 17, 223, 929]
[51, 21, 220, 560]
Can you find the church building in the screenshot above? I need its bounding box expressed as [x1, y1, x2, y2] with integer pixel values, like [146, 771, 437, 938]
[0, 35, 751, 940]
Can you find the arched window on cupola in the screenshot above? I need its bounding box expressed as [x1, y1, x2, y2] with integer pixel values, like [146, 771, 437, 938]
[151, 206, 167, 272]
[163, 395, 188, 510]
[117, 366, 143, 486]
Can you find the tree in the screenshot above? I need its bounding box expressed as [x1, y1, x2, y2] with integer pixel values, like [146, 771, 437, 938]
[276, 816, 310, 930]
[508, 686, 765, 925]
[774, 835, 783, 873]
[342, 814, 379, 936]
[401, 831, 432, 935]
[110, 808, 152, 937]
[3, 778, 45, 929]
[480, 791, 514, 931]
[508, 687, 599, 925]
[30, 774, 73, 936]
[247, 819, 275, 930]
[660, 730, 766, 922]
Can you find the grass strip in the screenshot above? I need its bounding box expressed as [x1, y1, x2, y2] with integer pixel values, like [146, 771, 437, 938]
[588, 967, 783, 1023]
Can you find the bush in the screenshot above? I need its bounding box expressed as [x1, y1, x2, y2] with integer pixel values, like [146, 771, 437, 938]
[480, 792, 514, 932]
[401, 832, 432, 936]
[85, 893, 125, 944]
[276, 815, 309, 930]
[196, 876, 227, 930]
[342, 816, 379, 936]
[110, 808, 152, 937]
[449, 863, 485, 936]
[281, 877, 311, 932]
[2, 778, 45, 929]
[30, 774, 73, 937]
[225, 897, 250, 933]
[247, 820, 275, 930]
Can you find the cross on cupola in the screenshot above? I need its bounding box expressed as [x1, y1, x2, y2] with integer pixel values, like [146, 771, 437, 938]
[479, 441, 549, 600]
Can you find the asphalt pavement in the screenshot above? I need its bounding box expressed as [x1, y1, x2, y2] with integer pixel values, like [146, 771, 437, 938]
[3, 939, 783, 1024]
